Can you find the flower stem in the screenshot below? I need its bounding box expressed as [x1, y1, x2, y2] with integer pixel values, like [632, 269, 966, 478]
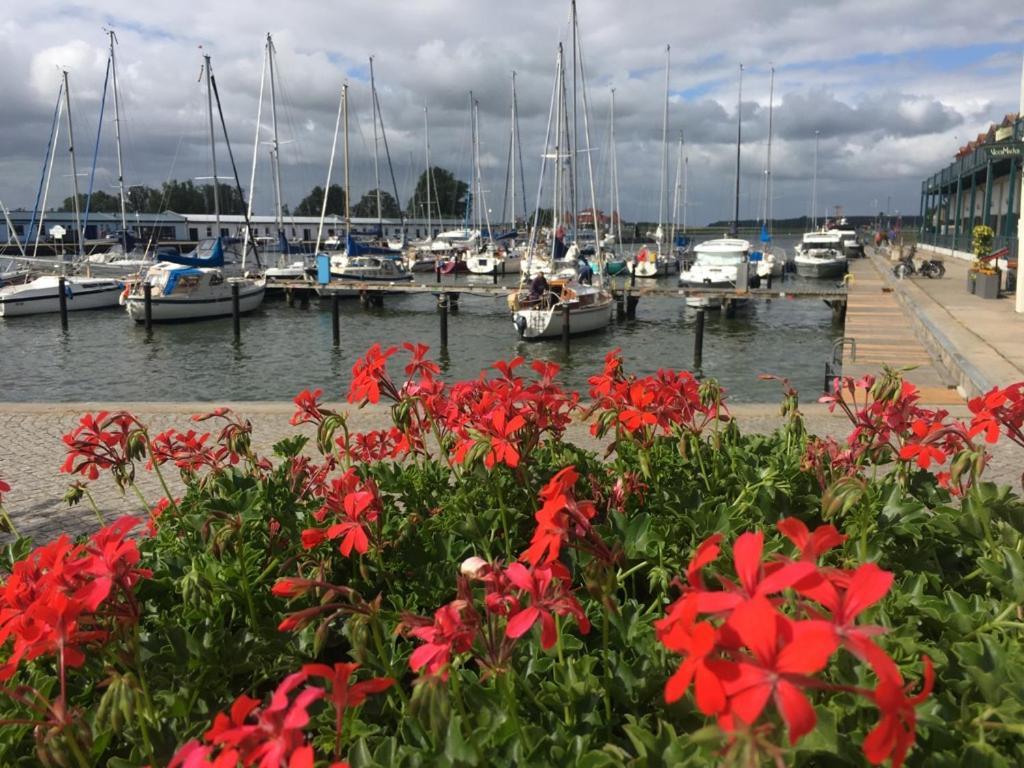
[83, 488, 107, 526]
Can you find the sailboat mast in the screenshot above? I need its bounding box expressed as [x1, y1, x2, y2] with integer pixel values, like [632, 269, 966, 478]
[670, 130, 683, 251]
[731, 63, 743, 237]
[570, 0, 579, 244]
[610, 88, 622, 245]
[204, 54, 221, 233]
[369, 56, 382, 231]
[343, 83, 351, 239]
[424, 106, 432, 239]
[765, 65, 775, 237]
[108, 31, 128, 233]
[315, 83, 344, 253]
[683, 155, 689, 233]
[243, 39, 268, 261]
[551, 44, 564, 261]
[812, 129, 819, 230]
[658, 45, 670, 255]
[62, 69, 84, 256]
[473, 97, 492, 240]
[510, 73, 516, 230]
[267, 34, 284, 236]
[35, 83, 64, 259]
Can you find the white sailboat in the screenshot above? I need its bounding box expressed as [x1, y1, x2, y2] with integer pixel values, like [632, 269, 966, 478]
[793, 132, 847, 278]
[1, 70, 125, 317]
[751, 66, 784, 279]
[633, 46, 678, 279]
[124, 53, 264, 322]
[510, 3, 613, 339]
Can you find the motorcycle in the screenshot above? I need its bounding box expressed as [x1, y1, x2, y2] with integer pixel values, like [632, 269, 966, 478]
[893, 253, 945, 279]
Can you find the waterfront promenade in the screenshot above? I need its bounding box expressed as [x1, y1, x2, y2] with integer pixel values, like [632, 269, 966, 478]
[1, 399, 1022, 545]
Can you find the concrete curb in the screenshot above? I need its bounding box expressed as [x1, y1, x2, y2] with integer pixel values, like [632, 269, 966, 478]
[866, 250, 992, 398]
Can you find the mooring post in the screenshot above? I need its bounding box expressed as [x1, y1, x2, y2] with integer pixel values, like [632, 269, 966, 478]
[766, 271, 773, 290]
[57, 276, 68, 330]
[630, 263, 637, 288]
[435, 263, 441, 284]
[694, 308, 705, 369]
[615, 291, 625, 321]
[562, 304, 571, 352]
[285, 288, 294, 307]
[626, 293, 639, 319]
[143, 282, 153, 331]
[231, 282, 241, 341]
[439, 293, 449, 349]
[299, 290, 310, 309]
[331, 293, 340, 347]
[724, 299, 737, 319]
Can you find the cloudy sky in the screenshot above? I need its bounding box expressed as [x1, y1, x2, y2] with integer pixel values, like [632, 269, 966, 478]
[1, 0, 1022, 226]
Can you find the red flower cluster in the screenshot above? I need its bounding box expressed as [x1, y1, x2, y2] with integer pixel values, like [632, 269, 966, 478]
[587, 349, 725, 446]
[300, 469, 382, 558]
[61, 410, 146, 489]
[335, 426, 416, 463]
[168, 670, 352, 768]
[656, 519, 931, 766]
[969, 383, 1024, 450]
[405, 557, 591, 678]
[0, 517, 149, 681]
[149, 428, 233, 476]
[521, 467, 600, 566]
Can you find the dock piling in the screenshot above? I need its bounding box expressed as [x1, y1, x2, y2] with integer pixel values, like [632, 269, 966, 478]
[231, 283, 241, 341]
[626, 293, 639, 319]
[616, 291, 625, 321]
[331, 294, 340, 347]
[143, 282, 153, 331]
[562, 304, 571, 353]
[439, 293, 449, 349]
[493, 264, 499, 284]
[57, 276, 69, 330]
[694, 308, 705, 369]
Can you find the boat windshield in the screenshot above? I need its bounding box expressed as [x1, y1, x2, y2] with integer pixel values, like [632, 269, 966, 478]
[695, 252, 744, 266]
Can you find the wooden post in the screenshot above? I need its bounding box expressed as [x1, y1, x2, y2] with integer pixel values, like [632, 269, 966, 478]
[439, 293, 449, 349]
[562, 303, 571, 352]
[493, 263, 499, 284]
[435, 263, 441, 284]
[626, 293, 639, 319]
[57, 276, 68, 330]
[331, 294, 340, 347]
[615, 291, 625, 321]
[630, 262, 636, 287]
[766, 271, 773, 290]
[285, 288, 294, 307]
[694, 308, 705, 369]
[231, 282, 241, 341]
[143, 282, 153, 331]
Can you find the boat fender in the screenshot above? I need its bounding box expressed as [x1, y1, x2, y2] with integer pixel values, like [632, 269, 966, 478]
[514, 315, 527, 337]
[506, 293, 519, 311]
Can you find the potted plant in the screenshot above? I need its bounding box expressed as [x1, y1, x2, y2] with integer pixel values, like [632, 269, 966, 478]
[968, 224, 1000, 298]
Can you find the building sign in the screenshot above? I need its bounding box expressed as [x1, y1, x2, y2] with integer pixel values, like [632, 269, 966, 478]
[989, 142, 1023, 159]
[49, 225, 66, 239]
[995, 125, 1014, 142]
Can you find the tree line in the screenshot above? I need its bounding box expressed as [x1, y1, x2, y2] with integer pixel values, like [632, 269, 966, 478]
[57, 168, 472, 221]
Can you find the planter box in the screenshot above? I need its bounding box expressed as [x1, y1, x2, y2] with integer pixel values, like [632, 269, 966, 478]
[968, 269, 1000, 299]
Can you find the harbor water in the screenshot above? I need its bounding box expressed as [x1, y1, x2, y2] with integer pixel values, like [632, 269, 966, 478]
[0, 259, 845, 403]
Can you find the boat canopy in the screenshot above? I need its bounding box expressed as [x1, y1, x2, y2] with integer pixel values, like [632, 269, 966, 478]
[162, 266, 204, 295]
[346, 234, 396, 257]
[162, 237, 224, 268]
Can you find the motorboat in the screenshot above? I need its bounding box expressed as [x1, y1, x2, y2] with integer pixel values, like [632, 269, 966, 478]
[509, 277, 613, 340]
[0, 274, 124, 317]
[678, 238, 751, 308]
[834, 229, 864, 258]
[123, 263, 265, 322]
[329, 253, 413, 287]
[794, 231, 847, 278]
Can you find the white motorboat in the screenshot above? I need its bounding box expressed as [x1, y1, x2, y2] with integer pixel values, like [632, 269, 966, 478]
[329, 255, 413, 296]
[0, 274, 124, 317]
[466, 246, 522, 275]
[123, 263, 265, 322]
[678, 238, 751, 308]
[834, 229, 865, 258]
[794, 231, 847, 278]
[510, 278, 614, 340]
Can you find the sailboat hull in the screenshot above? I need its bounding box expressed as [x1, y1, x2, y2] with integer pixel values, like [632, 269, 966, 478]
[125, 282, 265, 322]
[513, 294, 613, 339]
[0, 277, 124, 317]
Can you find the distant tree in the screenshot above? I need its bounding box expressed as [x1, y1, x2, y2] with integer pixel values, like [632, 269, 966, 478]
[158, 179, 246, 215]
[352, 189, 401, 219]
[294, 184, 347, 217]
[406, 167, 468, 220]
[126, 185, 162, 213]
[59, 190, 121, 214]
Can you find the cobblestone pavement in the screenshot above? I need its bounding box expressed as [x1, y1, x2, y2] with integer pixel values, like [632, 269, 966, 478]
[0, 401, 1020, 544]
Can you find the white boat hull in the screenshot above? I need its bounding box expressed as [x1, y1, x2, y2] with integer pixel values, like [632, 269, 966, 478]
[633, 257, 678, 278]
[0, 277, 124, 317]
[794, 257, 847, 278]
[467, 253, 522, 274]
[513, 295, 613, 339]
[125, 282, 265, 322]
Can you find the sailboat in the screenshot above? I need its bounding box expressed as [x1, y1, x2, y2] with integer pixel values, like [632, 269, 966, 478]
[1, 70, 124, 318]
[749, 66, 783, 278]
[124, 53, 265, 322]
[510, 3, 613, 339]
[679, 64, 752, 308]
[602, 89, 629, 276]
[794, 131, 847, 278]
[667, 131, 693, 266]
[633, 46, 679, 279]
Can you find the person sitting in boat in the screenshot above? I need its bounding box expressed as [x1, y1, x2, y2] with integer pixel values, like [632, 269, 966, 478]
[577, 255, 593, 285]
[527, 272, 549, 302]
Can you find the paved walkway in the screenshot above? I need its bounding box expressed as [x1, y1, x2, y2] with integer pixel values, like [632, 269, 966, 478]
[902, 248, 1024, 392]
[1, 401, 1020, 545]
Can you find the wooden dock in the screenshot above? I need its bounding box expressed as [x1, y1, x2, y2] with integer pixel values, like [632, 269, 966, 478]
[838, 256, 961, 403]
